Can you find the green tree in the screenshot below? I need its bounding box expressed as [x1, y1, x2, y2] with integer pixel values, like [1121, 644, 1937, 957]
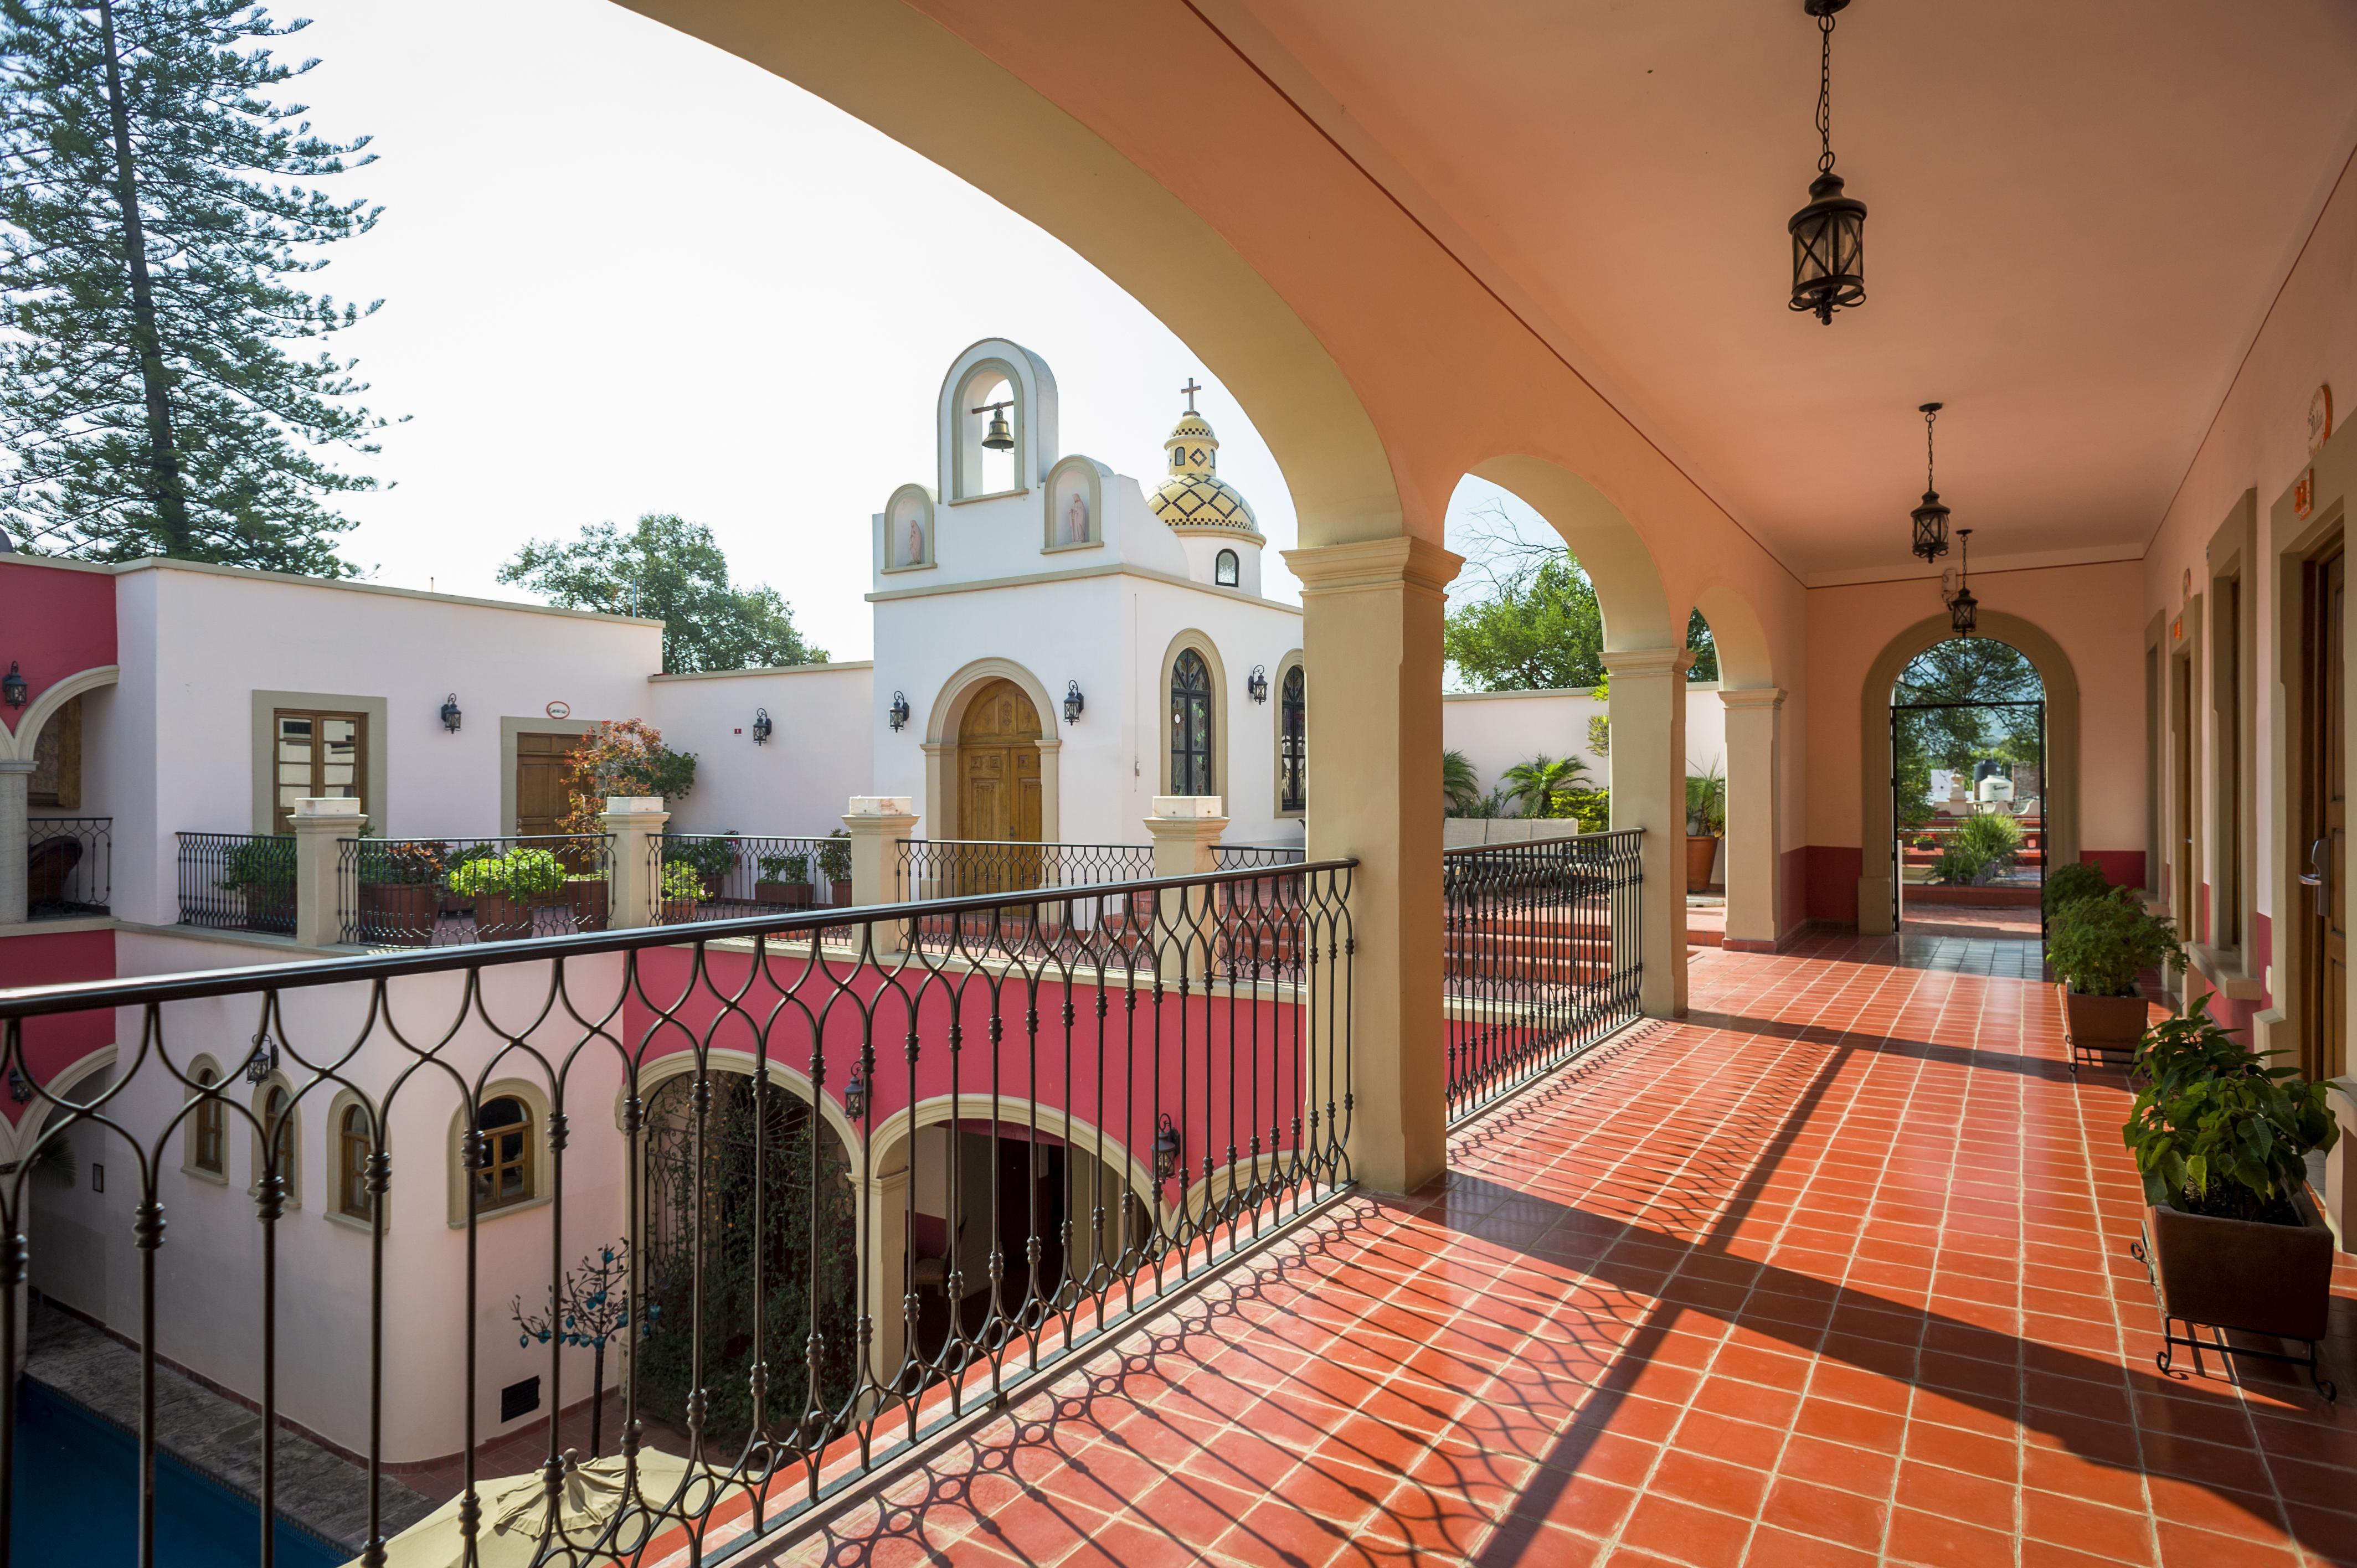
[1501, 753, 1592, 819]
[1684, 608, 1719, 682]
[0, 0, 389, 574]
[1442, 749, 1483, 816]
[500, 513, 828, 675]
[1444, 555, 1604, 690]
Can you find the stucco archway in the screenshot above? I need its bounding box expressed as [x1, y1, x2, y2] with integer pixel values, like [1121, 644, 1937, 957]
[921, 657, 1063, 843]
[1692, 586, 1784, 946]
[1858, 612, 2081, 935]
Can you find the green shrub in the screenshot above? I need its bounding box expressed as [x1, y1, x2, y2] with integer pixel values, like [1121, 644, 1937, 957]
[1929, 811, 2024, 886]
[666, 835, 737, 885]
[2042, 859, 2111, 917]
[2125, 995, 2339, 1222]
[660, 860, 708, 902]
[817, 829, 852, 883]
[1560, 787, 1610, 834]
[758, 852, 810, 883]
[2049, 887, 2181, 997]
[357, 840, 447, 887]
[447, 848, 567, 901]
[1685, 761, 1726, 838]
[215, 836, 294, 892]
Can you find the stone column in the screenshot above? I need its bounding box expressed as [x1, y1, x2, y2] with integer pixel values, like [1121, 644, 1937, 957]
[600, 796, 670, 930]
[0, 760, 31, 927]
[865, 1158, 910, 1387]
[842, 797, 917, 955]
[1605, 648, 1693, 1018]
[1284, 537, 1458, 1196]
[1145, 796, 1227, 984]
[290, 797, 366, 948]
[1719, 687, 1787, 951]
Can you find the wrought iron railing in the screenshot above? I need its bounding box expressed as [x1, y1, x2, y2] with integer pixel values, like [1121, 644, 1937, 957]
[649, 833, 848, 925]
[25, 817, 109, 916]
[176, 832, 294, 934]
[1213, 843, 1306, 870]
[0, 859, 1355, 1565]
[336, 835, 616, 947]
[896, 840, 1159, 963]
[1442, 828, 1644, 1121]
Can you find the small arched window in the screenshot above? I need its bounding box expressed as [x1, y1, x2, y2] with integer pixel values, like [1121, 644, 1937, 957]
[1170, 649, 1214, 796]
[338, 1104, 374, 1221]
[1280, 665, 1307, 813]
[189, 1066, 225, 1176]
[1214, 549, 1239, 587]
[472, 1096, 533, 1214]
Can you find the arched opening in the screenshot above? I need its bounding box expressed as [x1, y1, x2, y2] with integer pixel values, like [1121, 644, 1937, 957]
[636, 1070, 857, 1446]
[955, 677, 1042, 843]
[964, 372, 1016, 497]
[1169, 648, 1214, 795]
[1890, 638, 2049, 938]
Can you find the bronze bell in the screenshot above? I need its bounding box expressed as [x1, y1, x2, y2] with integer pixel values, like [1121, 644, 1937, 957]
[974, 400, 1015, 452]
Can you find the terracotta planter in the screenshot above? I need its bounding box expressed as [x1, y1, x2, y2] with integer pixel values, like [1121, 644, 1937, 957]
[358, 881, 436, 943]
[473, 892, 536, 942]
[755, 881, 814, 909]
[568, 879, 610, 932]
[831, 878, 856, 908]
[1684, 835, 1721, 893]
[2146, 1192, 2334, 1342]
[241, 886, 295, 933]
[660, 898, 699, 925]
[2060, 986, 2145, 1059]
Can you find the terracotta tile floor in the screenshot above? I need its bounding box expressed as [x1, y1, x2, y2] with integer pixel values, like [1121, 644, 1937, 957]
[712, 938, 2357, 1568]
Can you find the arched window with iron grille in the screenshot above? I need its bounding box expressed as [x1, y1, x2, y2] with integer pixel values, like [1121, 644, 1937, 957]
[1280, 664, 1306, 813]
[1170, 648, 1214, 796]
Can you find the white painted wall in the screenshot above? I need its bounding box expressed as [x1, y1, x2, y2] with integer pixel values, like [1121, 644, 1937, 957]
[1442, 683, 1731, 806]
[646, 662, 875, 835]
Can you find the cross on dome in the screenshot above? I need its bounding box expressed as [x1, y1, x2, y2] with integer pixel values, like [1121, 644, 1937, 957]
[1181, 377, 1202, 413]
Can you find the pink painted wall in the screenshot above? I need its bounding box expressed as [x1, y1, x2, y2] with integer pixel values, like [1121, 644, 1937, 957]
[0, 929, 116, 1128]
[627, 947, 1318, 1208]
[0, 558, 115, 709]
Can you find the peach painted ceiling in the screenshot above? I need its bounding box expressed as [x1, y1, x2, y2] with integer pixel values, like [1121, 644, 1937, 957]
[1214, 0, 2357, 581]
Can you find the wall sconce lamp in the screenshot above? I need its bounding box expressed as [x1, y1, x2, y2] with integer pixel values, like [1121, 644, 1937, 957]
[7, 1065, 32, 1105]
[752, 707, 773, 746]
[243, 1034, 279, 1086]
[1153, 1112, 1182, 1181]
[1247, 665, 1269, 704]
[888, 691, 911, 732]
[2, 662, 25, 710]
[440, 693, 463, 734]
[842, 1067, 868, 1121]
[1064, 680, 1085, 725]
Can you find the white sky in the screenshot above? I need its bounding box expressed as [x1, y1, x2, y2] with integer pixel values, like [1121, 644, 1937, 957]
[278, 0, 1527, 663]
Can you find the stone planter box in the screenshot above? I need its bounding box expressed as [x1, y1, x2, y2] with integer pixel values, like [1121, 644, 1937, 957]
[358, 882, 436, 944]
[755, 881, 814, 909]
[831, 879, 856, 908]
[567, 879, 610, 932]
[473, 893, 535, 942]
[2060, 986, 2145, 1062]
[2144, 1192, 2334, 1344]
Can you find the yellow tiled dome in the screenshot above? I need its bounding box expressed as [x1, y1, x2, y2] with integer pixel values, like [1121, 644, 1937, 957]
[1150, 408, 1260, 537]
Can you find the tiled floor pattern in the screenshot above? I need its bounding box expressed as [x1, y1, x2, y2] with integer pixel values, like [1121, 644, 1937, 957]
[705, 940, 2357, 1568]
[1898, 909, 2047, 941]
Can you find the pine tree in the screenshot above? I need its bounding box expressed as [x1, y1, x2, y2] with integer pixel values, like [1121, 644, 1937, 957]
[0, 0, 389, 574]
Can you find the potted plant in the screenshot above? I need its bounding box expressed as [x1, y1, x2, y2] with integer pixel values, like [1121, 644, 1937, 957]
[2042, 858, 2111, 916]
[819, 830, 853, 907]
[2048, 886, 2182, 1059]
[658, 859, 706, 925]
[447, 847, 566, 941]
[2126, 997, 2340, 1362]
[356, 840, 445, 944]
[664, 834, 738, 904]
[216, 836, 295, 932]
[755, 852, 813, 909]
[1684, 761, 1726, 893]
[566, 868, 610, 932]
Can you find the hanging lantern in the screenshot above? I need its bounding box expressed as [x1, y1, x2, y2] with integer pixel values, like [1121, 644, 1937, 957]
[440, 693, 464, 733]
[1247, 665, 1269, 704]
[1153, 1113, 1182, 1182]
[1910, 403, 1951, 564]
[842, 1067, 867, 1121]
[887, 691, 910, 732]
[1063, 680, 1085, 725]
[751, 706, 773, 746]
[972, 400, 1015, 452]
[1789, 0, 1866, 324]
[1, 662, 24, 709]
[1949, 528, 1978, 638]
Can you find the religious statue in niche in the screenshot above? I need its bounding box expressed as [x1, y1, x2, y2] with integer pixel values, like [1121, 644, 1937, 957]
[1065, 488, 1089, 545]
[902, 506, 925, 567]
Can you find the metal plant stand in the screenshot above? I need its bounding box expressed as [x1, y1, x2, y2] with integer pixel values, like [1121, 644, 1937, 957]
[2129, 1222, 2336, 1402]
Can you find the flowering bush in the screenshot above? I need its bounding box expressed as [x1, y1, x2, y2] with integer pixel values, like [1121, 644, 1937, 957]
[558, 719, 698, 836]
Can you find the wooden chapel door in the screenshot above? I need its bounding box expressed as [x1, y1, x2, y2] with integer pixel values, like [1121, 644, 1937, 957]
[516, 733, 585, 838]
[2302, 546, 2346, 1082]
[958, 680, 1043, 892]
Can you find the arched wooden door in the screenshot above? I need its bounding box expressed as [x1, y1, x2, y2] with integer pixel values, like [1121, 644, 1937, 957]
[958, 680, 1043, 891]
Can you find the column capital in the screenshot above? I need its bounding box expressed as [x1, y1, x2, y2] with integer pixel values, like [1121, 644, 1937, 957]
[1717, 685, 1788, 712]
[1283, 536, 1463, 599]
[0, 760, 37, 777]
[1601, 647, 1696, 682]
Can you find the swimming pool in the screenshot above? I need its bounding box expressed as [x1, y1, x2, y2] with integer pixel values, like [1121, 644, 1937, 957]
[8, 1381, 342, 1568]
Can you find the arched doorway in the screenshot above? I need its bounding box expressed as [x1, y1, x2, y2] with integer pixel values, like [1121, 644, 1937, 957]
[957, 678, 1042, 843]
[1890, 639, 2049, 939]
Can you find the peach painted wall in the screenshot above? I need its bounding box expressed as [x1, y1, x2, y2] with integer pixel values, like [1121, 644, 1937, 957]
[1802, 558, 2150, 876]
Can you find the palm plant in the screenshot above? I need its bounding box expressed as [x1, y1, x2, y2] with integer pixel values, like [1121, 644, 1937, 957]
[1501, 754, 1590, 819]
[1685, 759, 1727, 838]
[1442, 750, 1483, 816]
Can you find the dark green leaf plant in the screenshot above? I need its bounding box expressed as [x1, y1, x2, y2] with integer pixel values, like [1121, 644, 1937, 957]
[2124, 994, 2338, 1223]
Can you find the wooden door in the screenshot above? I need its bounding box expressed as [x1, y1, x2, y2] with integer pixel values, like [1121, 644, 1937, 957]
[2302, 546, 2346, 1082]
[958, 681, 1043, 893]
[516, 733, 584, 838]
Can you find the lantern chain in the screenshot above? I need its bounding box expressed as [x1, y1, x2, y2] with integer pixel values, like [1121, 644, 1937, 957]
[1924, 404, 1937, 492]
[1816, 8, 1837, 174]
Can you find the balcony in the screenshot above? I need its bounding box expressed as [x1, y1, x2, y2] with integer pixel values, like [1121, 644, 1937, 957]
[24, 817, 107, 919]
